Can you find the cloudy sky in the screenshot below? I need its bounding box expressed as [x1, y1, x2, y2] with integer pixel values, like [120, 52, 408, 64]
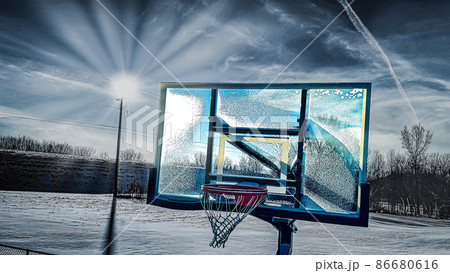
[0, 0, 449, 160]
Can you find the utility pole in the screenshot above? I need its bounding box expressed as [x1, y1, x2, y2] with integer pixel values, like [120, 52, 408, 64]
[113, 98, 123, 197]
[105, 75, 137, 254]
[104, 98, 122, 255]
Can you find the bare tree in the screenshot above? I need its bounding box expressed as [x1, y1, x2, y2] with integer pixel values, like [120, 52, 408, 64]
[128, 180, 145, 198]
[239, 155, 263, 174]
[367, 149, 386, 181]
[98, 151, 111, 160]
[120, 149, 145, 162]
[171, 156, 191, 166]
[401, 124, 433, 215]
[386, 149, 406, 176]
[401, 124, 433, 172]
[305, 139, 330, 156]
[213, 155, 236, 173]
[0, 135, 100, 158]
[223, 156, 235, 171]
[194, 151, 207, 167]
[365, 126, 448, 218]
[73, 146, 96, 157]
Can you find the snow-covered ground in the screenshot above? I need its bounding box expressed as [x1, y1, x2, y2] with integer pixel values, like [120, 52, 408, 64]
[0, 191, 449, 255]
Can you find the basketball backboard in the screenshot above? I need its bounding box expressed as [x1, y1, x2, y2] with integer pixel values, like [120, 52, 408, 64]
[147, 82, 371, 227]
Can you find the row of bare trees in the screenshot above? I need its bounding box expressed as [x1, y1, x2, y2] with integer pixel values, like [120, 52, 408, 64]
[193, 151, 264, 174]
[368, 125, 450, 219]
[0, 135, 96, 157]
[0, 135, 146, 162]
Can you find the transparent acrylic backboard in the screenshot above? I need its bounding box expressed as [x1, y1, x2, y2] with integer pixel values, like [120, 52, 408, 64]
[148, 83, 371, 226]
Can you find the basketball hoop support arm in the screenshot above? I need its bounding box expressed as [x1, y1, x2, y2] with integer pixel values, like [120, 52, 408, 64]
[256, 216, 298, 255]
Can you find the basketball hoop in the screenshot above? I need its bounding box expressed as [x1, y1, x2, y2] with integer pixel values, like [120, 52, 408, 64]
[201, 184, 268, 248]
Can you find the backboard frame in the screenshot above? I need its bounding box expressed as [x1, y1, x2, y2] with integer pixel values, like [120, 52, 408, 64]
[147, 82, 371, 227]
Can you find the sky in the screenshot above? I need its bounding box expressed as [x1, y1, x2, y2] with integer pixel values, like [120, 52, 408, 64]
[0, 0, 449, 161]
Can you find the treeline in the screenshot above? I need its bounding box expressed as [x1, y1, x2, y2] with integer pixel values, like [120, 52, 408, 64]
[367, 125, 450, 219]
[191, 151, 274, 177]
[0, 135, 147, 162]
[192, 151, 265, 174]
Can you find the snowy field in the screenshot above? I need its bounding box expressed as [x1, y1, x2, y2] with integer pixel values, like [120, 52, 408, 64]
[0, 191, 449, 255]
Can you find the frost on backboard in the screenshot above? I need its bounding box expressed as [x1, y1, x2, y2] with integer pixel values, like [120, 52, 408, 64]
[150, 83, 370, 226]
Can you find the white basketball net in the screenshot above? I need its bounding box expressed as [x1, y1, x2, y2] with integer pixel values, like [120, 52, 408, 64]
[201, 192, 266, 248]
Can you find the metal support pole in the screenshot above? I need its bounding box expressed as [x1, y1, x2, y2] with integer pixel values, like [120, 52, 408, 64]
[113, 98, 123, 197]
[255, 216, 297, 255]
[204, 89, 217, 185]
[272, 218, 297, 255]
[295, 89, 308, 208]
[147, 167, 157, 204]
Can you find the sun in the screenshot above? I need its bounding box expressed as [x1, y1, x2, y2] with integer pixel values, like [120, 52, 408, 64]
[111, 74, 140, 99]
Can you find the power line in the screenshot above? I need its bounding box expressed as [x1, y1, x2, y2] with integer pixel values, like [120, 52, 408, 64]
[0, 110, 118, 131]
[0, 110, 157, 137]
[0, 83, 118, 110]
